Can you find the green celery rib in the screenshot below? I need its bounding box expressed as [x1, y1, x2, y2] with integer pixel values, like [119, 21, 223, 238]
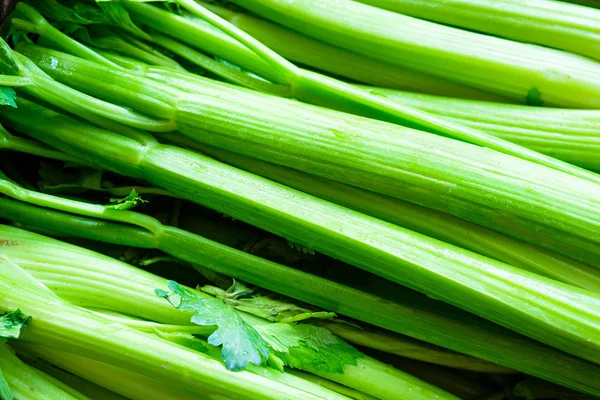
[228, 0, 600, 108]
[0, 126, 79, 163]
[18, 355, 128, 400]
[355, 0, 600, 60]
[0, 197, 516, 375]
[125, 1, 505, 101]
[192, 143, 600, 292]
[17, 345, 211, 400]
[363, 88, 600, 172]
[3, 100, 600, 385]
[0, 344, 84, 400]
[0, 259, 345, 400]
[16, 44, 600, 264]
[17, 29, 600, 186]
[0, 226, 458, 400]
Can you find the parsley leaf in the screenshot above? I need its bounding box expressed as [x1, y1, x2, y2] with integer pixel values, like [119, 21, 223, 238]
[255, 322, 362, 374]
[0, 309, 30, 342]
[156, 281, 270, 371]
[107, 189, 147, 210]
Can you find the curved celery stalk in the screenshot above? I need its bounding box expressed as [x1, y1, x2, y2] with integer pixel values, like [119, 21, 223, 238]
[228, 0, 600, 108]
[362, 88, 600, 172]
[0, 258, 347, 400]
[2, 101, 600, 394]
[15, 44, 600, 265]
[124, 1, 505, 101]
[189, 143, 600, 292]
[0, 125, 79, 162]
[14, 22, 600, 187]
[0, 197, 514, 375]
[355, 0, 600, 60]
[0, 344, 86, 400]
[0, 226, 458, 400]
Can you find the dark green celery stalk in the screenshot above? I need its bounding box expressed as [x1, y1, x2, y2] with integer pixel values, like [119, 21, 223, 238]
[0, 126, 79, 163]
[2, 101, 600, 391]
[362, 87, 600, 172]
[0, 344, 86, 400]
[227, 0, 600, 108]
[16, 14, 600, 187]
[0, 226, 458, 400]
[354, 0, 600, 60]
[16, 44, 600, 265]
[124, 1, 506, 101]
[0, 258, 345, 400]
[0, 197, 514, 374]
[189, 144, 600, 292]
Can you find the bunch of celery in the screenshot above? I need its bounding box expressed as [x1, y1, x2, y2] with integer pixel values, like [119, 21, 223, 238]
[1, 0, 600, 398]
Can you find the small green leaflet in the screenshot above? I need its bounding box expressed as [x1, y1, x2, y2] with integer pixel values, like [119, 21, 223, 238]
[526, 87, 544, 106]
[201, 281, 336, 323]
[107, 189, 147, 210]
[255, 323, 362, 374]
[0, 309, 31, 342]
[0, 88, 16, 108]
[0, 310, 30, 400]
[155, 281, 270, 371]
[286, 240, 315, 255]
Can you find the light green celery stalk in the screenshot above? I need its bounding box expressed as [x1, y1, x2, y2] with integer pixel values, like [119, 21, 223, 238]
[15, 4, 600, 184]
[0, 145, 598, 393]
[0, 226, 458, 400]
[354, 0, 600, 60]
[0, 124, 79, 163]
[125, 1, 506, 101]
[13, 44, 600, 265]
[361, 88, 600, 172]
[2, 99, 600, 379]
[0, 257, 350, 400]
[0, 344, 86, 400]
[17, 345, 210, 400]
[18, 354, 128, 400]
[0, 196, 521, 376]
[179, 141, 600, 293]
[228, 0, 600, 108]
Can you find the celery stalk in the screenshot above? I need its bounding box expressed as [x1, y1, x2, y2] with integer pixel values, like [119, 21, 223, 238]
[16, 344, 212, 400]
[0, 344, 85, 400]
[0, 257, 347, 400]
[14, 17, 600, 186]
[362, 88, 600, 172]
[355, 0, 600, 60]
[228, 0, 600, 108]
[0, 226, 458, 400]
[14, 44, 600, 265]
[2, 99, 600, 382]
[125, 1, 506, 101]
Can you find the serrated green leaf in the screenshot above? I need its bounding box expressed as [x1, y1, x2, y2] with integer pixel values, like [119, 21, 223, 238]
[107, 189, 147, 210]
[156, 281, 270, 371]
[0, 366, 12, 400]
[0, 309, 31, 342]
[255, 323, 362, 374]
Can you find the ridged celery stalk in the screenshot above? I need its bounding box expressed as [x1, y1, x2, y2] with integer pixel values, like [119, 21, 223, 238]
[355, 0, 600, 60]
[189, 144, 600, 292]
[0, 257, 348, 400]
[228, 0, 600, 108]
[123, 1, 505, 101]
[2, 99, 600, 380]
[361, 88, 600, 172]
[14, 6, 599, 184]
[15, 44, 600, 265]
[0, 344, 86, 400]
[0, 225, 459, 400]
